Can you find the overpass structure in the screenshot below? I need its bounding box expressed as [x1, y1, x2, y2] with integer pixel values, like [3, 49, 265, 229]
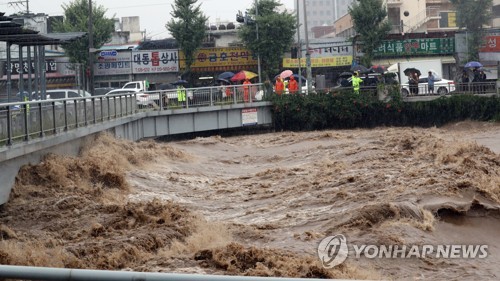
[0, 84, 273, 205]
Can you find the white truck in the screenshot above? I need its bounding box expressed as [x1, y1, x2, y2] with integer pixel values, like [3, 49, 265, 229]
[122, 80, 153, 92]
[388, 59, 443, 85]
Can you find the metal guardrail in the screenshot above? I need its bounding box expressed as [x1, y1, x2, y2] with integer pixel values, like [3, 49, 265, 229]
[0, 84, 265, 148]
[0, 265, 352, 281]
[0, 94, 136, 147]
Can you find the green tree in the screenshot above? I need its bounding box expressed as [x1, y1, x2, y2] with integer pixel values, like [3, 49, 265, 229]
[166, 0, 208, 83]
[54, 0, 114, 65]
[238, 0, 296, 80]
[349, 0, 391, 66]
[450, 0, 492, 62]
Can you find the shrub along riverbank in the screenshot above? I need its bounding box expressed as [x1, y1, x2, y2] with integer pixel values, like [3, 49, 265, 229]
[270, 88, 500, 131]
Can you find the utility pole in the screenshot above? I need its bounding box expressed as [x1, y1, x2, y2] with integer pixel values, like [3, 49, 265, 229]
[88, 0, 94, 94]
[296, 0, 302, 89]
[302, 0, 312, 93]
[255, 0, 262, 84]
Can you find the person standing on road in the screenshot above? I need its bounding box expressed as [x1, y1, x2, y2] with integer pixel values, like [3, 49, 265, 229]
[427, 71, 435, 94]
[288, 75, 299, 94]
[243, 78, 251, 102]
[177, 84, 186, 107]
[352, 71, 362, 95]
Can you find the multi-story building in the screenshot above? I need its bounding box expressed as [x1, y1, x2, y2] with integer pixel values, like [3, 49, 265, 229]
[493, 0, 500, 28]
[295, 0, 355, 39]
[335, 0, 460, 37]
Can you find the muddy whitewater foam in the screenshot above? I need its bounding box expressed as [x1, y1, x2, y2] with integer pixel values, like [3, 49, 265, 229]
[1, 122, 499, 280]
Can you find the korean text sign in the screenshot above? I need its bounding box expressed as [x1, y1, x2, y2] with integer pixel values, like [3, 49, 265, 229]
[179, 47, 258, 69]
[132, 50, 179, 73]
[94, 50, 132, 76]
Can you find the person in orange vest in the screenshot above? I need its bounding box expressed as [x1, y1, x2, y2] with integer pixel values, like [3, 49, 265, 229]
[288, 75, 299, 94]
[243, 78, 251, 102]
[275, 77, 284, 95]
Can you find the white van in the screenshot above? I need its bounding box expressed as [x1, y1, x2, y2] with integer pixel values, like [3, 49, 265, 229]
[41, 89, 92, 100]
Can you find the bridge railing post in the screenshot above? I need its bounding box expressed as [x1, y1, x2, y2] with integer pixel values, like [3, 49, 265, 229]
[51, 101, 56, 134]
[233, 85, 237, 104]
[6, 106, 12, 146]
[23, 102, 29, 141]
[74, 98, 79, 128]
[210, 87, 213, 106]
[38, 101, 44, 137]
[63, 100, 68, 131]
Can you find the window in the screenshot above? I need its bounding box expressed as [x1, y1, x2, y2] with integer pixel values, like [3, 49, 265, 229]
[493, 5, 500, 18]
[68, 91, 80, 98]
[439, 11, 457, 28]
[48, 91, 65, 99]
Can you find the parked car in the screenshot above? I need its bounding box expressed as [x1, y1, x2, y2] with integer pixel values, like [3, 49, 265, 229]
[94, 87, 116, 96]
[401, 77, 456, 96]
[39, 89, 92, 100]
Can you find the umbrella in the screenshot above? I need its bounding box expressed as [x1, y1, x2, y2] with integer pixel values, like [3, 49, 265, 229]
[370, 65, 386, 74]
[231, 70, 258, 82]
[171, 80, 188, 85]
[403, 68, 421, 77]
[350, 64, 369, 73]
[464, 61, 482, 68]
[339, 71, 353, 77]
[279, 69, 294, 79]
[292, 74, 306, 81]
[216, 78, 232, 84]
[217, 71, 235, 80]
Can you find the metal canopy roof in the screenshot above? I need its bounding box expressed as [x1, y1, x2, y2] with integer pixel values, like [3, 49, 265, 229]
[0, 12, 87, 46]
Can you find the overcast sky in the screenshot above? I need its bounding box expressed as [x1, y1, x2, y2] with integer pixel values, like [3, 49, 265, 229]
[1, 0, 295, 39]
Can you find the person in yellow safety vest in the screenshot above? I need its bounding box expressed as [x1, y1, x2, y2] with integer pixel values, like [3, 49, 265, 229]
[177, 85, 186, 107]
[352, 71, 363, 94]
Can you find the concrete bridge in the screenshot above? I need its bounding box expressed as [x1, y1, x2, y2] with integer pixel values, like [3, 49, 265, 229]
[0, 84, 273, 205]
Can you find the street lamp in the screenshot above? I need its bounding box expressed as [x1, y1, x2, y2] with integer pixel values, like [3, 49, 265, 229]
[88, 0, 94, 95]
[302, 0, 312, 93]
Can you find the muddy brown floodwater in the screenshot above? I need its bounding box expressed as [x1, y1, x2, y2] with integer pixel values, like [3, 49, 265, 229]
[1, 121, 499, 280]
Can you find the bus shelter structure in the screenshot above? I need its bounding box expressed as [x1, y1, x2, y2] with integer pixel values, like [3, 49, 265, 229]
[0, 12, 86, 101]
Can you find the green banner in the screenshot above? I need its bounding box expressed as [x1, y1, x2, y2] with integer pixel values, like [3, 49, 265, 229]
[373, 38, 455, 56]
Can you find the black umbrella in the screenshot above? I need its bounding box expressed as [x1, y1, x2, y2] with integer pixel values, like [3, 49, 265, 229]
[339, 71, 353, 77]
[217, 72, 235, 80]
[350, 64, 369, 73]
[171, 80, 188, 86]
[403, 68, 421, 77]
[217, 78, 232, 84]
